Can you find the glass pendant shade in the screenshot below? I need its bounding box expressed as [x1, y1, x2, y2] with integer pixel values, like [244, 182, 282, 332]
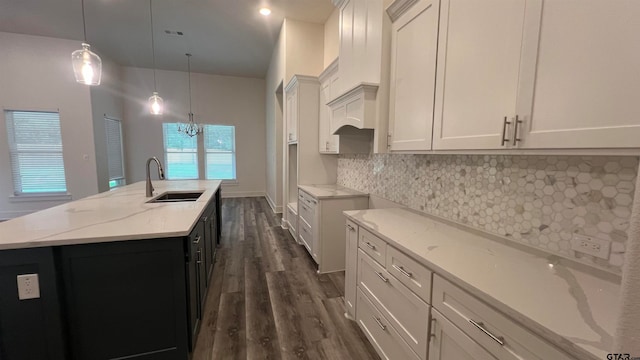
[149, 92, 164, 115]
[71, 43, 102, 85]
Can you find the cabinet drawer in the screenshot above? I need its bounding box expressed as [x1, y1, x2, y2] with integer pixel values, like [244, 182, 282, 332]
[356, 289, 421, 360]
[429, 308, 498, 360]
[286, 206, 297, 234]
[299, 190, 317, 208]
[358, 250, 430, 359]
[299, 219, 314, 258]
[432, 275, 574, 360]
[299, 200, 315, 229]
[358, 227, 387, 266]
[386, 246, 432, 303]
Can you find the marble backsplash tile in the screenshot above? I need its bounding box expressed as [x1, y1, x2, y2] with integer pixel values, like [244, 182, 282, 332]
[337, 154, 639, 272]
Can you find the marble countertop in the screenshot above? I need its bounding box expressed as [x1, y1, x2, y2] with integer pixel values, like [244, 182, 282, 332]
[298, 184, 368, 199]
[0, 180, 221, 250]
[344, 207, 619, 360]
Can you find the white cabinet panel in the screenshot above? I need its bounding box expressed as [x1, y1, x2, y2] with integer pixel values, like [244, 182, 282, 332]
[286, 87, 298, 143]
[319, 60, 340, 154]
[388, 0, 439, 151]
[432, 0, 542, 150]
[429, 309, 497, 360]
[522, 0, 640, 148]
[345, 219, 359, 319]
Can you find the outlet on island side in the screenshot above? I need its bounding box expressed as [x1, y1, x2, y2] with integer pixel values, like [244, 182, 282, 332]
[17, 274, 40, 300]
[571, 234, 611, 260]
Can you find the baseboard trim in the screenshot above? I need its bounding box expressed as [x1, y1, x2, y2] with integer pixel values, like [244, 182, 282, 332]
[265, 193, 283, 214]
[221, 191, 266, 198]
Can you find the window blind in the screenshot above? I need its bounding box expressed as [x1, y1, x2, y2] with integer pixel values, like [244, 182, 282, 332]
[5, 110, 67, 195]
[105, 117, 124, 183]
[204, 125, 236, 180]
[163, 123, 198, 180]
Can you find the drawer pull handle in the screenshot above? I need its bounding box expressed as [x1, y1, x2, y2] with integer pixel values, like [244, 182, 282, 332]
[193, 235, 201, 244]
[468, 319, 505, 346]
[374, 317, 387, 331]
[365, 242, 376, 250]
[392, 264, 413, 278]
[375, 271, 389, 283]
[346, 224, 355, 231]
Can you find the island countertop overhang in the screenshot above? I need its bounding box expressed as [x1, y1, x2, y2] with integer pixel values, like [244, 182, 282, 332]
[0, 180, 222, 250]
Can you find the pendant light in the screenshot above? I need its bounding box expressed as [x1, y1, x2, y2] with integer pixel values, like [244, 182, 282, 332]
[177, 54, 202, 137]
[148, 0, 164, 115]
[71, 0, 102, 85]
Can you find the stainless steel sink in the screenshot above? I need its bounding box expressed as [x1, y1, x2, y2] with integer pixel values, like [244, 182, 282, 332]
[147, 191, 204, 203]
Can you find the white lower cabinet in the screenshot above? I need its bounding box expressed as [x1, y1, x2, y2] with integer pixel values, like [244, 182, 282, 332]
[357, 289, 421, 360]
[345, 219, 359, 319]
[346, 221, 579, 360]
[299, 189, 368, 273]
[286, 203, 297, 240]
[429, 309, 497, 360]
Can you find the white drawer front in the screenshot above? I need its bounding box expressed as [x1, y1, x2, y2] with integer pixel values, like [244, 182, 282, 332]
[432, 275, 575, 360]
[387, 246, 433, 304]
[356, 289, 421, 360]
[358, 250, 429, 359]
[429, 309, 498, 360]
[299, 219, 314, 258]
[359, 227, 387, 266]
[299, 190, 317, 209]
[298, 200, 315, 229]
[287, 207, 297, 234]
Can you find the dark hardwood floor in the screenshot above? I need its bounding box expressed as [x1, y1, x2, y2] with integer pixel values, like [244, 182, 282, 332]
[193, 197, 380, 360]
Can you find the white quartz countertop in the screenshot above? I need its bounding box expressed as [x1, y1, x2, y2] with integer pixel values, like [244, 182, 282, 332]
[0, 180, 221, 250]
[344, 207, 620, 360]
[298, 184, 368, 199]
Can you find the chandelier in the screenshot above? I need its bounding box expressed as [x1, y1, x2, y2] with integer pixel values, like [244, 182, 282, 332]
[177, 53, 202, 137]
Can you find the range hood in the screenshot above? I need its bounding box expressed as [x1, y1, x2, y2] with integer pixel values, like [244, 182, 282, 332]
[328, 83, 379, 136]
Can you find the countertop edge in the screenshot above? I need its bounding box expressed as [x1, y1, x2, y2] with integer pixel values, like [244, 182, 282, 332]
[343, 211, 602, 360]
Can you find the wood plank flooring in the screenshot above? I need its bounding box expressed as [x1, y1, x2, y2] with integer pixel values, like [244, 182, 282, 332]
[193, 197, 380, 360]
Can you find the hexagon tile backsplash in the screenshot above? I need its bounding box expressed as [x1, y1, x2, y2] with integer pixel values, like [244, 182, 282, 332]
[337, 154, 639, 272]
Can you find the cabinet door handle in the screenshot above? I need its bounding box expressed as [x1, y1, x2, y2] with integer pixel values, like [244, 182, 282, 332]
[392, 264, 413, 278]
[501, 116, 511, 146]
[375, 271, 389, 283]
[374, 317, 387, 331]
[346, 224, 355, 231]
[430, 317, 437, 340]
[468, 319, 505, 346]
[365, 242, 376, 250]
[193, 235, 201, 244]
[513, 115, 522, 144]
[196, 249, 202, 264]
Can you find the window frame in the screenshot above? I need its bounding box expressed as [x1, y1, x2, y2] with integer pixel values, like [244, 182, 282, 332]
[4, 109, 71, 199]
[162, 123, 200, 180]
[204, 124, 237, 181]
[105, 116, 126, 189]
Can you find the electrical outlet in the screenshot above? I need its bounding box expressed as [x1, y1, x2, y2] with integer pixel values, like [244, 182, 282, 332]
[571, 234, 611, 260]
[17, 274, 40, 300]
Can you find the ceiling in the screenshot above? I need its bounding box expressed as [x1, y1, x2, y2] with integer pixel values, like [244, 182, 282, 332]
[0, 0, 334, 78]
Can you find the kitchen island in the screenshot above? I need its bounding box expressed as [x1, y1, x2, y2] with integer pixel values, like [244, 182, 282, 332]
[0, 180, 222, 360]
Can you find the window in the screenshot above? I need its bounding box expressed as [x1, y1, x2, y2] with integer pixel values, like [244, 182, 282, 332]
[163, 123, 198, 180]
[204, 125, 236, 180]
[105, 117, 125, 189]
[4, 110, 67, 195]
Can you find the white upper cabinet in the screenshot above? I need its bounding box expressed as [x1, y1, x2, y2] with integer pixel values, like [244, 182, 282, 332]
[520, 0, 640, 149]
[336, 0, 384, 94]
[319, 59, 340, 153]
[432, 0, 542, 150]
[286, 85, 299, 143]
[388, 0, 440, 152]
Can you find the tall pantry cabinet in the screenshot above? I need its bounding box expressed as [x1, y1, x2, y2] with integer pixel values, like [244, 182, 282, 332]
[282, 75, 338, 239]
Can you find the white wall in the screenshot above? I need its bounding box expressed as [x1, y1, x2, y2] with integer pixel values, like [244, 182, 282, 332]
[90, 57, 124, 193]
[121, 66, 266, 198]
[0, 32, 99, 219]
[265, 23, 286, 212]
[324, 8, 340, 68]
[264, 18, 325, 213]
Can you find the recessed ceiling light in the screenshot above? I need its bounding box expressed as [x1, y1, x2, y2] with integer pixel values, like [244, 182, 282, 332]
[259, 7, 271, 16]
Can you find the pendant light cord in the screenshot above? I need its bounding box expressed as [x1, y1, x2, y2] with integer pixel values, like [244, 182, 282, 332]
[81, 0, 88, 41]
[150, 0, 158, 92]
[187, 53, 193, 114]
